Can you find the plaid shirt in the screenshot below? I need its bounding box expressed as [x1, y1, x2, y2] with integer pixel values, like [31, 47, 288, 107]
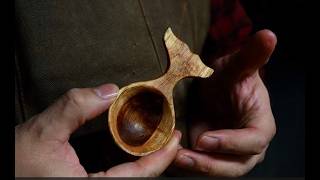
[207, 0, 252, 58]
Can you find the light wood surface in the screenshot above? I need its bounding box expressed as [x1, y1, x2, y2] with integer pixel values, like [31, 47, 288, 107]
[108, 27, 214, 156]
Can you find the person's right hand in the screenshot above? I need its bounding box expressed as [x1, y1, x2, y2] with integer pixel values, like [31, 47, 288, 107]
[15, 83, 181, 177]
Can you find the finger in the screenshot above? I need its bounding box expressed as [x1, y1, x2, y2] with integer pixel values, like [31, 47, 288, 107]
[175, 148, 261, 177]
[90, 130, 181, 177]
[189, 121, 211, 148]
[226, 29, 277, 81]
[194, 127, 275, 155]
[34, 83, 119, 142]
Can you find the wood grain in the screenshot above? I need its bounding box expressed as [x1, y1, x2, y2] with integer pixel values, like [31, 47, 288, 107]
[108, 27, 214, 156]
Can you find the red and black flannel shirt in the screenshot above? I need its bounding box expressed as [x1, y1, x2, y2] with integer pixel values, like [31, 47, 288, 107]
[207, 0, 252, 58]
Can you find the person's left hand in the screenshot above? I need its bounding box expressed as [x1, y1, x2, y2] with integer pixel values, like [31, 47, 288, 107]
[15, 83, 181, 177]
[174, 30, 277, 177]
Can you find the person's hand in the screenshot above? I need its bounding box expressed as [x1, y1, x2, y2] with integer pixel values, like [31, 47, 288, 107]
[15, 83, 182, 177]
[174, 30, 277, 177]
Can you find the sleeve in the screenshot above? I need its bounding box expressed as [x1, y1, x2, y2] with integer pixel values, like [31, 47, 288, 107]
[204, 0, 252, 59]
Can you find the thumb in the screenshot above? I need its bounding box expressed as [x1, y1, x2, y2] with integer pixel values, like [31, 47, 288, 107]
[34, 83, 119, 142]
[226, 29, 277, 81]
[90, 130, 182, 177]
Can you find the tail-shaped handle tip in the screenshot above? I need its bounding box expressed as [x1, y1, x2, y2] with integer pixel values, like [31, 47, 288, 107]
[164, 27, 214, 79]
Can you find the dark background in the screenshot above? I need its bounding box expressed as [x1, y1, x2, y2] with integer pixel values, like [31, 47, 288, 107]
[241, 0, 305, 176]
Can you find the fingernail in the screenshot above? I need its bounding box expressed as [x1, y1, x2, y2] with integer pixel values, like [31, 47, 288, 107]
[94, 84, 119, 100]
[196, 136, 220, 152]
[177, 144, 183, 150]
[178, 154, 194, 168]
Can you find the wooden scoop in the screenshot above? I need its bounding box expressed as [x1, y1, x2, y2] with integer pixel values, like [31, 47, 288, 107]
[108, 27, 214, 156]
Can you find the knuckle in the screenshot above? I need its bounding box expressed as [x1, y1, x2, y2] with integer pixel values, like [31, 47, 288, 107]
[255, 137, 268, 154]
[222, 137, 238, 153]
[230, 161, 255, 177]
[229, 168, 245, 177]
[66, 88, 81, 101]
[65, 88, 84, 108]
[64, 88, 85, 118]
[258, 153, 266, 164]
[200, 159, 215, 176]
[135, 161, 154, 177]
[149, 171, 160, 177]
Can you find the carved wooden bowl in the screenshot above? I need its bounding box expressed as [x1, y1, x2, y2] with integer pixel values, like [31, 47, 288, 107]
[108, 28, 214, 156]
